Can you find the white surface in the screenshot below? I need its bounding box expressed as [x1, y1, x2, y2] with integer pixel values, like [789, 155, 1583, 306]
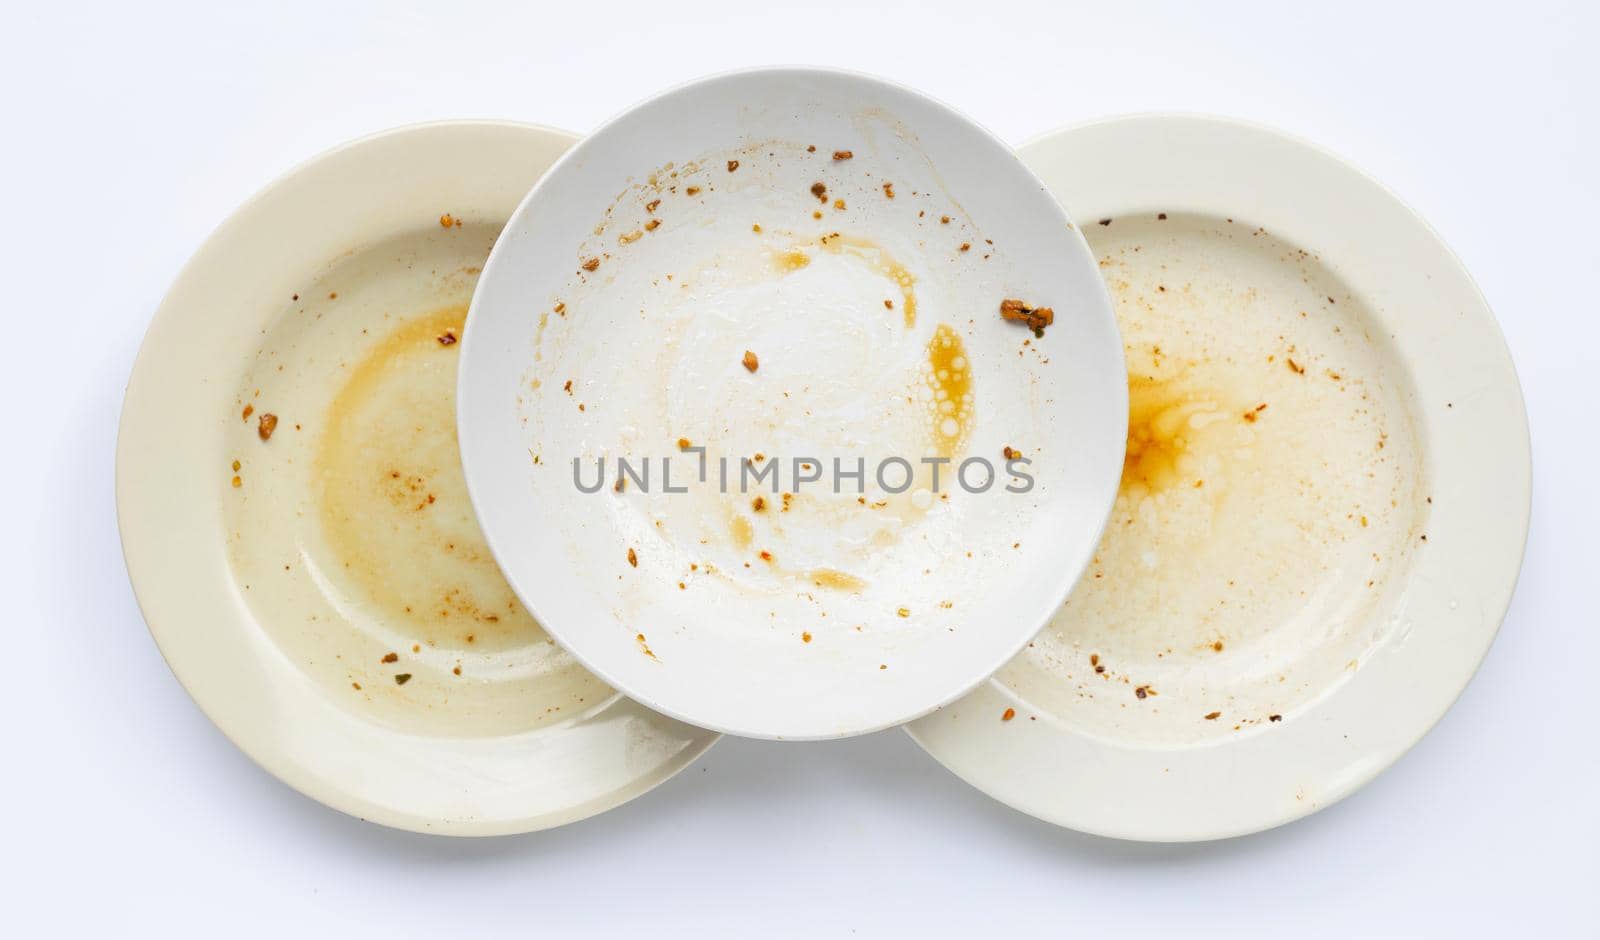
[2, 0, 1593, 935]
[459, 69, 1124, 739]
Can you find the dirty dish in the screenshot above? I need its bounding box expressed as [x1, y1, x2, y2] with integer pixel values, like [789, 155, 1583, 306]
[907, 115, 1531, 841]
[458, 70, 1127, 739]
[117, 121, 718, 835]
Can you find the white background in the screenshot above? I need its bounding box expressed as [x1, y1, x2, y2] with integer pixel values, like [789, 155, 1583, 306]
[3, 1, 1595, 936]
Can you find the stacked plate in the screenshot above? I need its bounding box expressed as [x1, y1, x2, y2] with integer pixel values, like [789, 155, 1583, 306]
[118, 70, 1529, 841]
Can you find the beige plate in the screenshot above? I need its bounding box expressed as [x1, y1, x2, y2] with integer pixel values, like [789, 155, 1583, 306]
[907, 115, 1531, 842]
[117, 121, 718, 836]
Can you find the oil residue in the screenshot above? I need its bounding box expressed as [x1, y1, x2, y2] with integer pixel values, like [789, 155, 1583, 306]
[808, 568, 867, 591]
[923, 324, 974, 458]
[816, 233, 917, 327]
[316, 306, 543, 651]
[772, 248, 812, 273]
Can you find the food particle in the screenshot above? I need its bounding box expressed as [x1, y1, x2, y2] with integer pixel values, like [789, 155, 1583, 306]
[1001, 707, 1016, 721]
[257, 413, 278, 440]
[581, 257, 600, 272]
[627, 547, 638, 568]
[810, 182, 828, 202]
[393, 673, 411, 685]
[727, 159, 740, 172]
[742, 349, 759, 372]
[999, 298, 1055, 336]
[832, 150, 853, 160]
[381, 652, 398, 663]
[439, 213, 454, 228]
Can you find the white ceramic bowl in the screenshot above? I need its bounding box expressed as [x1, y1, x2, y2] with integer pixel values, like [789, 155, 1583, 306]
[117, 122, 717, 835]
[458, 70, 1127, 739]
[908, 115, 1531, 841]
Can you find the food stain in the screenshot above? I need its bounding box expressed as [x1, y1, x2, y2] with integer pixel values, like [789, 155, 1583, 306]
[729, 514, 754, 549]
[923, 324, 974, 458]
[1123, 369, 1224, 495]
[808, 568, 867, 591]
[816, 233, 917, 327]
[315, 305, 543, 652]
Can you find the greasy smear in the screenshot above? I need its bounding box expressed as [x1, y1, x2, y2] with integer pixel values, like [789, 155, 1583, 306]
[816, 233, 918, 327]
[772, 248, 812, 273]
[1123, 370, 1224, 495]
[923, 324, 974, 458]
[316, 306, 541, 651]
[729, 514, 754, 549]
[808, 568, 867, 591]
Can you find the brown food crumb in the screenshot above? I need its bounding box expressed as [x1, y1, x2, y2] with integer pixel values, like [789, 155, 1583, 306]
[882, 182, 895, 198]
[644, 218, 660, 231]
[678, 437, 692, 450]
[999, 298, 1055, 336]
[896, 607, 910, 618]
[230, 475, 242, 488]
[939, 215, 950, 224]
[1001, 707, 1016, 722]
[833, 198, 846, 210]
[241, 404, 254, 421]
[1269, 713, 1283, 722]
[1287, 358, 1305, 375]
[759, 550, 773, 562]
[231, 460, 241, 472]
[1205, 711, 1221, 720]
[727, 159, 740, 172]
[437, 330, 457, 346]
[806, 145, 816, 153]
[1003, 446, 1021, 460]
[257, 413, 278, 441]
[686, 186, 701, 196]
[439, 213, 454, 228]
[1157, 212, 1168, 220]
[554, 301, 566, 315]
[1212, 640, 1225, 652]
[393, 673, 412, 685]
[832, 150, 853, 160]
[452, 666, 461, 676]
[1134, 685, 1151, 700]
[752, 496, 766, 512]
[627, 547, 638, 567]
[959, 242, 970, 252]
[1097, 218, 1112, 226]
[381, 652, 398, 663]
[646, 199, 660, 213]
[810, 182, 828, 202]
[351, 682, 361, 690]
[742, 349, 759, 372]
[581, 257, 600, 272]
[802, 631, 812, 643]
